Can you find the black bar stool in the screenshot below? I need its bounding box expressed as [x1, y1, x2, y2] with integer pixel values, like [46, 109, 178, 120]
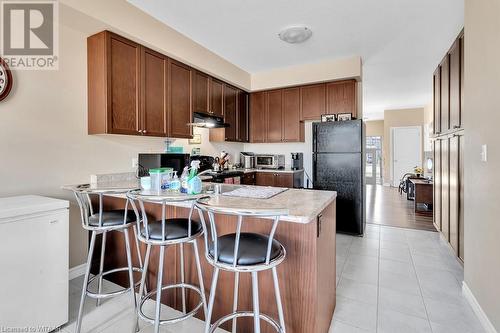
[70, 185, 146, 333]
[195, 197, 288, 333]
[127, 190, 207, 333]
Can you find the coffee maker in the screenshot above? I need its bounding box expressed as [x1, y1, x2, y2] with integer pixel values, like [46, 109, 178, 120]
[291, 153, 303, 170]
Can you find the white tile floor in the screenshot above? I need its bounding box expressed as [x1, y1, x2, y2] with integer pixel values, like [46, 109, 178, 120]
[330, 224, 485, 333]
[62, 224, 485, 333]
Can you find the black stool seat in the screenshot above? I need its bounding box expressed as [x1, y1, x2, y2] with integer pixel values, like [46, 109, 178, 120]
[141, 218, 202, 241]
[88, 210, 137, 227]
[209, 232, 283, 266]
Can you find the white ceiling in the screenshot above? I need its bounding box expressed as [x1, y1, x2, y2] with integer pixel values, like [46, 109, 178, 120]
[128, 0, 464, 120]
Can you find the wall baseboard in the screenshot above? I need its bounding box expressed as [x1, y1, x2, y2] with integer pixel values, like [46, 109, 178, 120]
[69, 263, 86, 280]
[462, 282, 498, 333]
[383, 182, 391, 187]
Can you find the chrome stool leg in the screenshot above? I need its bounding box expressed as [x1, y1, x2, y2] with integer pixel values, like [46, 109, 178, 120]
[134, 244, 151, 333]
[75, 231, 97, 333]
[154, 246, 166, 333]
[193, 240, 208, 318]
[180, 243, 186, 314]
[272, 267, 286, 333]
[133, 225, 147, 294]
[251, 272, 261, 333]
[124, 228, 138, 310]
[205, 267, 220, 333]
[96, 231, 107, 307]
[232, 272, 239, 333]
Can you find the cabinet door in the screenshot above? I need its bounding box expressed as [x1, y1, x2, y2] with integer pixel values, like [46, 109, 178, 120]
[193, 71, 210, 114]
[267, 90, 283, 142]
[441, 138, 450, 241]
[326, 80, 356, 117]
[275, 173, 294, 188]
[141, 47, 167, 136]
[449, 39, 461, 130]
[300, 84, 326, 121]
[241, 172, 256, 185]
[108, 33, 141, 135]
[169, 60, 192, 138]
[283, 87, 303, 142]
[256, 172, 275, 186]
[449, 134, 460, 255]
[433, 68, 441, 134]
[460, 35, 464, 130]
[433, 139, 442, 230]
[250, 92, 266, 143]
[224, 84, 238, 141]
[210, 79, 224, 117]
[440, 56, 450, 132]
[237, 91, 249, 142]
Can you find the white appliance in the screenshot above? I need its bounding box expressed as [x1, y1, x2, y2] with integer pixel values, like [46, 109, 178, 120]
[0, 195, 69, 329]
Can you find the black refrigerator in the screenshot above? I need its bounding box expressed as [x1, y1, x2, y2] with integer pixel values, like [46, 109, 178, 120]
[313, 120, 365, 235]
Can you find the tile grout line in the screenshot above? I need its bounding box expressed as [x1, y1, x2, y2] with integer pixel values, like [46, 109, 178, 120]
[406, 231, 435, 333]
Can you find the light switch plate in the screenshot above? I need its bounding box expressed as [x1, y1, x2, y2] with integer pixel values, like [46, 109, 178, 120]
[481, 144, 487, 162]
[132, 157, 138, 168]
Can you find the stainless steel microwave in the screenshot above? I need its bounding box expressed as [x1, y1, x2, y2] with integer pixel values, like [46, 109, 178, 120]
[255, 154, 285, 169]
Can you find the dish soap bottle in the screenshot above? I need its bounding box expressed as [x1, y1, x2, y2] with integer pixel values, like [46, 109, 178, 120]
[180, 166, 189, 193]
[170, 171, 181, 191]
[187, 160, 202, 195]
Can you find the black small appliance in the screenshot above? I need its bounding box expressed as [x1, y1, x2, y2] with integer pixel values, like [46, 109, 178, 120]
[138, 153, 190, 177]
[291, 153, 304, 170]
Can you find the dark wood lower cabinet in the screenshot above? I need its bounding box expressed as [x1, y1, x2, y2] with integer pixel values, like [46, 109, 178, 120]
[96, 197, 337, 333]
[241, 172, 256, 185]
[255, 172, 303, 188]
[433, 132, 464, 262]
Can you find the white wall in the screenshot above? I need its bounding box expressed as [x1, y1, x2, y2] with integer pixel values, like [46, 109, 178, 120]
[243, 122, 315, 187]
[463, 0, 500, 330]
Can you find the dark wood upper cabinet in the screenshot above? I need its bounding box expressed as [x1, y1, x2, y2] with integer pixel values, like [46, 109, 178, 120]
[168, 60, 192, 138]
[223, 84, 238, 141]
[327, 80, 356, 117]
[300, 84, 326, 121]
[210, 79, 224, 117]
[250, 92, 266, 143]
[141, 47, 167, 137]
[440, 55, 450, 132]
[449, 39, 461, 130]
[193, 71, 210, 114]
[283, 87, 303, 142]
[237, 91, 249, 142]
[266, 90, 283, 143]
[433, 67, 441, 134]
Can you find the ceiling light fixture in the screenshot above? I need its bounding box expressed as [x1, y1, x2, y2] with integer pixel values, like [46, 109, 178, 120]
[278, 26, 312, 44]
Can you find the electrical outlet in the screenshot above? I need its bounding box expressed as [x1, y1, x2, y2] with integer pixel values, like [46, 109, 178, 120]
[132, 158, 138, 168]
[481, 144, 488, 162]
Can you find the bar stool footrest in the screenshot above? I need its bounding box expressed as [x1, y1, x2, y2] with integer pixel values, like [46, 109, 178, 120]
[86, 266, 143, 299]
[209, 311, 284, 333]
[138, 283, 204, 325]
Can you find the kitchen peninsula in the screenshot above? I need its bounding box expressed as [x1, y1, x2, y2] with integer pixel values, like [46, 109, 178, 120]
[73, 180, 336, 333]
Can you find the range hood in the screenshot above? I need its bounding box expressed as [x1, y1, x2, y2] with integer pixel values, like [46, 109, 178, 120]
[188, 112, 229, 128]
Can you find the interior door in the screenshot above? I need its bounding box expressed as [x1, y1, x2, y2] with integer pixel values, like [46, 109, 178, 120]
[392, 127, 421, 187]
[365, 148, 377, 185]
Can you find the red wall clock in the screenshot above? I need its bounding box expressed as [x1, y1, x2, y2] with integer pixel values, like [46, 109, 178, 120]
[0, 57, 13, 101]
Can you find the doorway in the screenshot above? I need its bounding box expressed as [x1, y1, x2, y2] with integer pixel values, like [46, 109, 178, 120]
[366, 136, 382, 185]
[391, 126, 421, 187]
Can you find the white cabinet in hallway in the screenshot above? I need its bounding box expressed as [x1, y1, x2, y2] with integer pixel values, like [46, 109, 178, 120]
[0, 195, 69, 330]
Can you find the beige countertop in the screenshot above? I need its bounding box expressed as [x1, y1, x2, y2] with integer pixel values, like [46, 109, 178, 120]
[62, 181, 335, 224]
